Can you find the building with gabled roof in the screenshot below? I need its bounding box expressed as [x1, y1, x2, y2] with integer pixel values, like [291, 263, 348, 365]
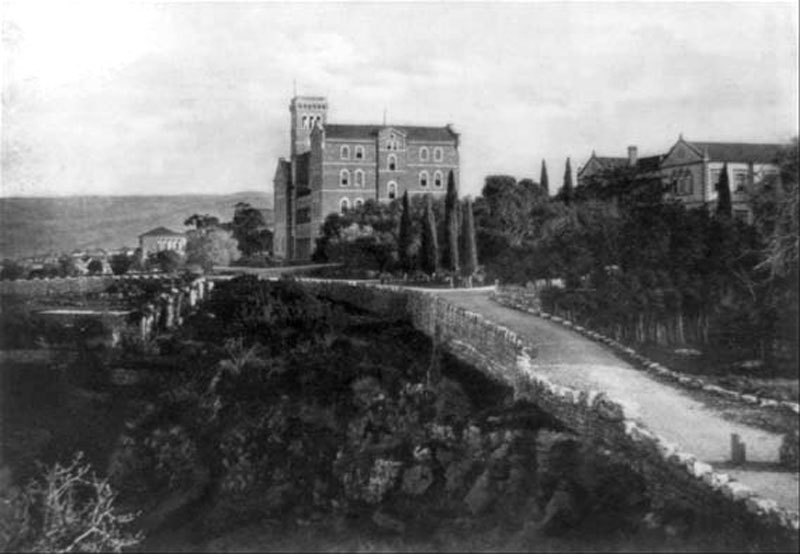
[578, 146, 665, 186]
[660, 136, 784, 223]
[579, 137, 786, 223]
[138, 227, 187, 259]
[273, 95, 460, 261]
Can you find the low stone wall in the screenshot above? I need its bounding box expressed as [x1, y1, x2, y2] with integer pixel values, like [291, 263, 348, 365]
[301, 280, 798, 546]
[0, 275, 117, 297]
[0, 273, 188, 299]
[491, 287, 800, 418]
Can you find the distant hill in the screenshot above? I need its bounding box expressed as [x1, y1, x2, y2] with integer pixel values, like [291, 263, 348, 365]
[0, 192, 273, 258]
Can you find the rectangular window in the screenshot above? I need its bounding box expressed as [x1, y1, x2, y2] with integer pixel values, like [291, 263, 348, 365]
[734, 172, 747, 193]
[296, 208, 311, 224]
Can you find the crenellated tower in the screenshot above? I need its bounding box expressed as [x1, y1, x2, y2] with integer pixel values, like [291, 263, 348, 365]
[290, 96, 328, 156]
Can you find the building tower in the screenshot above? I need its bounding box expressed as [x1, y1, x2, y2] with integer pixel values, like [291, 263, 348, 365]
[290, 96, 328, 156]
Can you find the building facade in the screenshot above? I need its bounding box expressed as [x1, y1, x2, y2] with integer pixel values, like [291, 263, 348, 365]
[273, 96, 460, 261]
[138, 227, 187, 259]
[578, 137, 785, 223]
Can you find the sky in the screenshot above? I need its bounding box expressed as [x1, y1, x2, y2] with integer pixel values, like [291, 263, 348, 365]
[1, 0, 798, 200]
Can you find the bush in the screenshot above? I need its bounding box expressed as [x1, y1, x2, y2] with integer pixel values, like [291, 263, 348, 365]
[0, 452, 143, 552]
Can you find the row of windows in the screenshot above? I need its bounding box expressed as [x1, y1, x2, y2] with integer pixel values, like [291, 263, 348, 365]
[340, 197, 365, 213]
[340, 145, 365, 160]
[339, 145, 445, 162]
[710, 169, 749, 193]
[339, 169, 445, 188]
[339, 169, 366, 187]
[301, 115, 322, 129]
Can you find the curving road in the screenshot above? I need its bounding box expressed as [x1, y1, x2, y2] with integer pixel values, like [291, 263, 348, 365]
[433, 288, 798, 513]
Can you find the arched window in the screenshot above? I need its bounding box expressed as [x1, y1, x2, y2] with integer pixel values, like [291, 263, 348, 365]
[419, 147, 429, 162]
[340, 169, 350, 187]
[434, 171, 443, 188]
[340, 145, 350, 160]
[302, 115, 308, 129]
[433, 147, 443, 162]
[419, 171, 429, 187]
[388, 154, 397, 171]
[355, 146, 364, 160]
[387, 182, 398, 200]
[340, 198, 350, 213]
[354, 198, 364, 210]
[354, 169, 365, 187]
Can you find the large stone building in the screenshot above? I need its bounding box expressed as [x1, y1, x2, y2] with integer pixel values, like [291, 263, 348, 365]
[138, 227, 187, 259]
[578, 136, 785, 223]
[273, 96, 460, 261]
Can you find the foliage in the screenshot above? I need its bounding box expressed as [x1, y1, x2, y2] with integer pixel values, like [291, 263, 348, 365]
[421, 195, 440, 275]
[460, 197, 479, 277]
[443, 170, 460, 273]
[109, 254, 132, 275]
[184, 213, 220, 231]
[1, 259, 26, 280]
[147, 250, 185, 274]
[185, 228, 240, 271]
[1, 452, 143, 553]
[560, 157, 574, 206]
[716, 163, 732, 219]
[87, 259, 104, 275]
[231, 202, 272, 256]
[540, 159, 549, 195]
[398, 192, 414, 273]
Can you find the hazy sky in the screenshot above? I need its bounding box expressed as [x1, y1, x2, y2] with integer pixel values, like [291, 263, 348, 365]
[2, 0, 798, 199]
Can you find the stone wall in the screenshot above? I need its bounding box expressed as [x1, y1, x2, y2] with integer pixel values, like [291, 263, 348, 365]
[301, 280, 798, 546]
[0, 273, 184, 299]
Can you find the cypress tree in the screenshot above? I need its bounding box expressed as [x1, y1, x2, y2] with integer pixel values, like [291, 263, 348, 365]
[540, 159, 549, 195]
[421, 195, 440, 275]
[398, 191, 414, 272]
[561, 157, 574, 205]
[716, 162, 732, 219]
[461, 197, 478, 277]
[444, 170, 460, 273]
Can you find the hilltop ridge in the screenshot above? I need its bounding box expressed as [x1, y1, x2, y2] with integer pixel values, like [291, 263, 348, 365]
[0, 192, 272, 258]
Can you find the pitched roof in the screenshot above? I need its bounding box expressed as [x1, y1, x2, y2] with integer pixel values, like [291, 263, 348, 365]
[685, 141, 785, 164]
[139, 226, 184, 238]
[585, 154, 664, 173]
[323, 124, 457, 142]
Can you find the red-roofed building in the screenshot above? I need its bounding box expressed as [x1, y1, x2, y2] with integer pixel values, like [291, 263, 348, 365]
[273, 96, 460, 261]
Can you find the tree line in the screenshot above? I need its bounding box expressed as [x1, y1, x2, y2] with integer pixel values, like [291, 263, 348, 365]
[312, 170, 480, 282]
[473, 143, 798, 373]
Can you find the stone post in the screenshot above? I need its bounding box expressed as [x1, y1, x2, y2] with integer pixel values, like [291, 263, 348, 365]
[731, 433, 746, 465]
[189, 288, 197, 308]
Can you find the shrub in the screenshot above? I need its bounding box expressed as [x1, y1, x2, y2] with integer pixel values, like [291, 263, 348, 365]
[0, 452, 143, 553]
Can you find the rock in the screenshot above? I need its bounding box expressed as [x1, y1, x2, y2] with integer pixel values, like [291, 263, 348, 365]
[445, 459, 474, 494]
[539, 480, 580, 536]
[464, 470, 496, 515]
[402, 464, 434, 496]
[372, 510, 406, 533]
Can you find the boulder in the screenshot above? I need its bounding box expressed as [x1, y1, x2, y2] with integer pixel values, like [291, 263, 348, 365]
[464, 470, 496, 515]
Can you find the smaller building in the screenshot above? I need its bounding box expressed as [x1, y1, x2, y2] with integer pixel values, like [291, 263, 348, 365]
[138, 227, 187, 259]
[577, 146, 664, 186]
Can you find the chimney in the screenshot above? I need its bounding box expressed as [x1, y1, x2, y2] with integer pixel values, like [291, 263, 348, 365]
[628, 146, 638, 167]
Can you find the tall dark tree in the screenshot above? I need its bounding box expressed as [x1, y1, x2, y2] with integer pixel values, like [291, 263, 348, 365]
[443, 170, 460, 272]
[540, 159, 550, 195]
[461, 197, 478, 276]
[398, 191, 414, 272]
[231, 202, 271, 256]
[716, 162, 732, 219]
[421, 195, 440, 275]
[561, 157, 574, 205]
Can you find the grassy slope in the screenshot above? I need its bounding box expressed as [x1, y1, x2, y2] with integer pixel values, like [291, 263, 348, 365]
[0, 192, 273, 258]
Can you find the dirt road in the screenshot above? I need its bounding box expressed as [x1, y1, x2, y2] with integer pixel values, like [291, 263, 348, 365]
[436, 289, 799, 513]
